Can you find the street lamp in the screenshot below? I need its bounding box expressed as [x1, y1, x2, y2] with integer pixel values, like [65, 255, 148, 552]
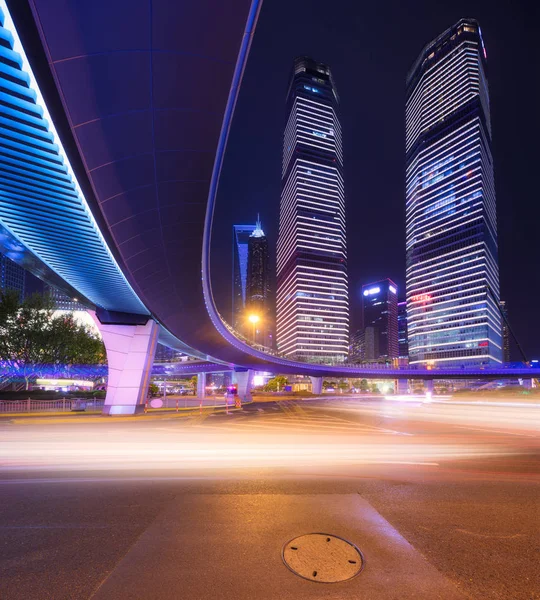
[247, 314, 260, 344]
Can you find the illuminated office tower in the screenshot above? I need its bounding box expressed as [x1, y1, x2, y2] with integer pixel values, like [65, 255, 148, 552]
[0, 253, 25, 300]
[362, 279, 399, 360]
[406, 19, 502, 367]
[232, 224, 256, 330]
[246, 218, 272, 347]
[397, 300, 409, 358]
[46, 285, 83, 311]
[276, 57, 348, 363]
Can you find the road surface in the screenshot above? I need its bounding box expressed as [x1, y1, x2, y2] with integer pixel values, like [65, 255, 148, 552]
[0, 396, 538, 599]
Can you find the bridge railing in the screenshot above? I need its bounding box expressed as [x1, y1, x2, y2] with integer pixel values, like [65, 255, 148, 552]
[0, 398, 105, 413]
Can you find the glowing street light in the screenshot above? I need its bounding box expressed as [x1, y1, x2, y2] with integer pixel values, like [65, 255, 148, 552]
[247, 314, 260, 343]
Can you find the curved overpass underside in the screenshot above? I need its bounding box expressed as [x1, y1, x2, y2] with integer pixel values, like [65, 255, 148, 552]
[1, 0, 537, 383]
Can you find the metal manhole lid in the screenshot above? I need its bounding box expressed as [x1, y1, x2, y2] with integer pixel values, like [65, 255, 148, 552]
[282, 533, 364, 583]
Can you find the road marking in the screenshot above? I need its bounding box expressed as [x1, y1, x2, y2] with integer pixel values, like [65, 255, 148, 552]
[455, 426, 538, 438]
[228, 416, 413, 436]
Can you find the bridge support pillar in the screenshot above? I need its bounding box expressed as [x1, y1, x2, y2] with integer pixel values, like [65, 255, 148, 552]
[234, 370, 253, 403]
[90, 313, 158, 415]
[423, 379, 434, 401]
[396, 378, 409, 395]
[196, 372, 206, 400]
[310, 377, 323, 395]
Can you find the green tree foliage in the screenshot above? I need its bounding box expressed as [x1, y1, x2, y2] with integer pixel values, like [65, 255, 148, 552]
[148, 383, 160, 397]
[264, 375, 288, 392]
[359, 379, 369, 391]
[0, 290, 105, 388]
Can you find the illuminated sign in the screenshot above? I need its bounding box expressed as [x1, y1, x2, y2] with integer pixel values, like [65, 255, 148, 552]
[363, 287, 381, 297]
[411, 293, 431, 302]
[389, 285, 397, 294]
[36, 379, 94, 387]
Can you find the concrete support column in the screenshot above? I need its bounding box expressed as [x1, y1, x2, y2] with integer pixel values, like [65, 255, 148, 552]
[396, 378, 409, 395]
[197, 372, 207, 400]
[234, 370, 253, 403]
[310, 376, 323, 395]
[90, 312, 158, 415]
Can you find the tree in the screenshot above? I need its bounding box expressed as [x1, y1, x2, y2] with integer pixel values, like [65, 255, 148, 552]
[359, 379, 369, 392]
[264, 375, 288, 392]
[337, 380, 349, 393]
[0, 290, 105, 389]
[148, 383, 160, 397]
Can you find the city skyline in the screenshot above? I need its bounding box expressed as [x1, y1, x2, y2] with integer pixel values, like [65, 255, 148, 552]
[214, 0, 538, 361]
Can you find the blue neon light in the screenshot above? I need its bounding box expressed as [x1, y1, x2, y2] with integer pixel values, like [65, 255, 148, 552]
[0, 2, 148, 315]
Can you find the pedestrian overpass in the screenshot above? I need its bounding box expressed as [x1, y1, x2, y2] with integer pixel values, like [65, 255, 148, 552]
[0, 0, 536, 413]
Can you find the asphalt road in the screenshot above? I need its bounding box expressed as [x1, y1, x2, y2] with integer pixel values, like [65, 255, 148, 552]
[0, 396, 538, 600]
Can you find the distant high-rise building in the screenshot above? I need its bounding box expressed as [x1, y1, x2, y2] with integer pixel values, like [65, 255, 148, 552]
[349, 329, 363, 363]
[232, 224, 256, 330]
[362, 279, 399, 360]
[406, 19, 502, 367]
[246, 218, 272, 347]
[398, 300, 409, 358]
[0, 253, 25, 300]
[46, 285, 84, 311]
[349, 326, 379, 363]
[276, 56, 348, 363]
[499, 300, 510, 363]
[154, 344, 186, 363]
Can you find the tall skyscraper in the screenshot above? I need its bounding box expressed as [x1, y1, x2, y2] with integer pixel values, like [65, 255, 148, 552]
[232, 224, 256, 330]
[405, 19, 502, 367]
[46, 285, 84, 311]
[246, 218, 272, 347]
[349, 326, 379, 363]
[362, 279, 399, 360]
[397, 300, 409, 358]
[276, 56, 348, 363]
[0, 253, 25, 300]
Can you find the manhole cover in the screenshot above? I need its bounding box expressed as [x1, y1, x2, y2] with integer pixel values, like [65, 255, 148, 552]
[282, 533, 364, 583]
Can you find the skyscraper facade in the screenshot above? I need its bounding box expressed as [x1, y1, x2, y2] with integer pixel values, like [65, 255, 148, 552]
[405, 19, 502, 367]
[46, 285, 84, 311]
[246, 218, 272, 347]
[397, 300, 409, 358]
[362, 279, 399, 360]
[232, 224, 256, 330]
[0, 253, 25, 300]
[276, 57, 348, 363]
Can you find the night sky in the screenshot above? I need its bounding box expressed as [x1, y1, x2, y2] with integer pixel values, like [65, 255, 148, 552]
[213, 0, 540, 360]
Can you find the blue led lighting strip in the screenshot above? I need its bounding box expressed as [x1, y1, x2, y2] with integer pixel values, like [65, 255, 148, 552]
[0, 2, 148, 314]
